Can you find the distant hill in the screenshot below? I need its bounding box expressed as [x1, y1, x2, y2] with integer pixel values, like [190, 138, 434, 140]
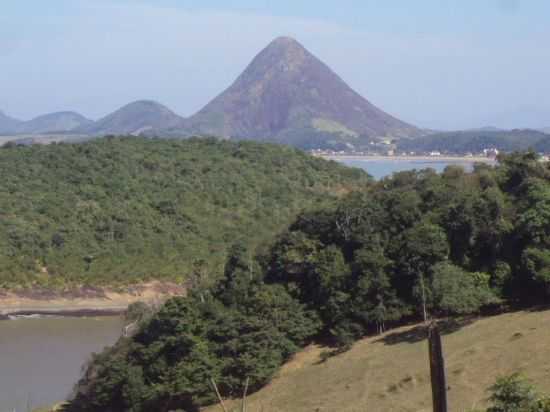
[478, 105, 550, 130]
[540, 127, 550, 134]
[79, 100, 184, 136]
[16, 111, 92, 134]
[168, 37, 420, 148]
[466, 126, 503, 132]
[397, 129, 550, 154]
[0, 110, 22, 134]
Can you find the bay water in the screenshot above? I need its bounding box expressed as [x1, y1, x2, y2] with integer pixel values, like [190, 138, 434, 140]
[338, 158, 489, 179]
[0, 316, 123, 411]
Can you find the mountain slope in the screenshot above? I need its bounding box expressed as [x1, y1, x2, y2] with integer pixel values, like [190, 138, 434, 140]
[174, 37, 420, 147]
[0, 110, 22, 134]
[204, 309, 550, 412]
[16, 111, 92, 134]
[82, 100, 184, 135]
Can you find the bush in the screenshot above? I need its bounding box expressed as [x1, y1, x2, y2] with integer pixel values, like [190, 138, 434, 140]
[485, 374, 550, 412]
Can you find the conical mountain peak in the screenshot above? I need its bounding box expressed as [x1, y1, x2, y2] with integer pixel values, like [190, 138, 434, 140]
[1, 37, 420, 146]
[266, 36, 304, 50]
[250, 36, 310, 71]
[182, 37, 419, 144]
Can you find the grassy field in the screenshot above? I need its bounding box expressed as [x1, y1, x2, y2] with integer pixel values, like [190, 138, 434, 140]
[204, 308, 550, 412]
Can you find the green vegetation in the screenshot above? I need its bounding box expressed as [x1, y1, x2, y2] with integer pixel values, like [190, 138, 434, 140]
[480, 374, 550, 412]
[311, 118, 359, 138]
[265, 152, 550, 345]
[0, 136, 367, 288]
[65, 151, 550, 412]
[398, 129, 550, 154]
[68, 244, 321, 411]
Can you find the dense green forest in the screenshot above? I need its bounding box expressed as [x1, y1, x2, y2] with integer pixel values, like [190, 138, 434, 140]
[0, 137, 367, 288]
[397, 129, 550, 154]
[67, 152, 550, 412]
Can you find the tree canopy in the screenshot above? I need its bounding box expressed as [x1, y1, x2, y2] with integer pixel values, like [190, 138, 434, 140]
[66, 151, 550, 412]
[0, 137, 367, 288]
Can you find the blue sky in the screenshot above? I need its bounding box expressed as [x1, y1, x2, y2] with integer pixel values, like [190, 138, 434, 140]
[2, 0, 550, 129]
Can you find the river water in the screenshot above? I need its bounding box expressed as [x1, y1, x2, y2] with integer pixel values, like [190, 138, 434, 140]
[0, 316, 123, 411]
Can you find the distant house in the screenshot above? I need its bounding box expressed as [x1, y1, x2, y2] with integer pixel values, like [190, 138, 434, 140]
[430, 151, 441, 156]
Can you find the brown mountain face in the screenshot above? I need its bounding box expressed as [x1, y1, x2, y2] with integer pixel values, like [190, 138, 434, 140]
[177, 37, 420, 147]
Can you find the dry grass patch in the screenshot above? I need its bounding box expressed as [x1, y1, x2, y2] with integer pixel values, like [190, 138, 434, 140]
[204, 308, 550, 412]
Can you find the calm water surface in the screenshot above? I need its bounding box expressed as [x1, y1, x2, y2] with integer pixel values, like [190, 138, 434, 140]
[0, 316, 123, 411]
[339, 158, 487, 179]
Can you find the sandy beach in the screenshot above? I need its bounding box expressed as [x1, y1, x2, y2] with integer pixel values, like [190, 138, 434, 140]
[0, 281, 185, 318]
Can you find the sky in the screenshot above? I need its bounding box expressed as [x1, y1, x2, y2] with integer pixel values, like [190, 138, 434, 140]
[1, 0, 550, 130]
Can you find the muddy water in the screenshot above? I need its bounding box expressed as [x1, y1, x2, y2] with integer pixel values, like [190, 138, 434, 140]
[0, 316, 123, 411]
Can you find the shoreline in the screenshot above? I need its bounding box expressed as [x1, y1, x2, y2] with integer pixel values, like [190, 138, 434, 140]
[0, 281, 185, 320]
[0, 306, 127, 320]
[320, 154, 497, 163]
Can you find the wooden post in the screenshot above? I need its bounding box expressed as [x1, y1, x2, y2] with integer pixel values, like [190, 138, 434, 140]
[210, 378, 228, 412]
[428, 322, 448, 412]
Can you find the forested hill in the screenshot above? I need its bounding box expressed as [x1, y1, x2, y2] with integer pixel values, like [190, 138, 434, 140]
[0, 137, 368, 288]
[67, 152, 550, 412]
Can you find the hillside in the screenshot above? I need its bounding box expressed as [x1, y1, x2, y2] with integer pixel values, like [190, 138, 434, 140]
[397, 129, 550, 154]
[0, 110, 22, 134]
[64, 152, 550, 412]
[0, 137, 367, 288]
[156, 37, 421, 147]
[80, 100, 184, 136]
[16, 111, 92, 134]
[203, 309, 550, 412]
